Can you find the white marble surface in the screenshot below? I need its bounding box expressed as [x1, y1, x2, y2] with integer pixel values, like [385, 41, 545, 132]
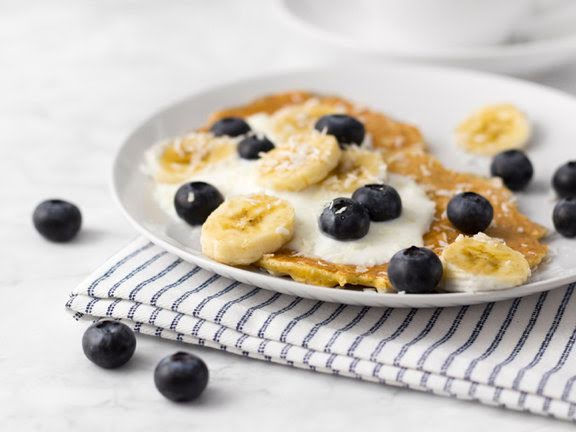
[2, 1, 576, 430]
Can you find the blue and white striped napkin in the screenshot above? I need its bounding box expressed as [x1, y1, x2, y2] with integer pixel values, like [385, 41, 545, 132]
[66, 238, 576, 422]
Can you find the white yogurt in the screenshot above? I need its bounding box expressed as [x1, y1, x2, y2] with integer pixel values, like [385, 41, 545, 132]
[151, 153, 435, 267]
[149, 108, 436, 266]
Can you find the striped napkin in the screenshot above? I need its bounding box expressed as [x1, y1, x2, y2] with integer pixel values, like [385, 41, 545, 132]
[66, 238, 576, 422]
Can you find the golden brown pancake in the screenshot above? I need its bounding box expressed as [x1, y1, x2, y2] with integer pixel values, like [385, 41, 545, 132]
[201, 91, 548, 292]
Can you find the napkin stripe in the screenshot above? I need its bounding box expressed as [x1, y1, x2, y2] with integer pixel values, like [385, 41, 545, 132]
[303, 304, 347, 348]
[513, 286, 574, 391]
[193, 280, 240, 316]
[171, 274, 220, 311]
[542, 319, 576, 393]
[394, 308, 443, 370]
[326, 306, 370, 353]
[150, 267, 201, 305]
[563, 376, 576, 402]
[214, 286, 260, 324]
[541, 327, 576, 411]
[127, 258, 182, 300]
[536, 316, 576, 395]
[346, 309, 393, 357]
[106, 250, 167, 297]
[258, 297, 303, 338]
[464, 298, 521, 380]
[87, 241, 154, 296]
[236, 292, 281, 332]
[370, 309, 417, 363]
[488, 292, 548, 385]
[441, 303, 494, 374]
[105, 298, 122, 316]
[280, 301, 324, 343]
[67, 239, 576, 422]
[418, 306, 469, 370]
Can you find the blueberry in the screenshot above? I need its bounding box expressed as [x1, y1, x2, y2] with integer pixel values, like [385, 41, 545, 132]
[553, 161, 576, 198]
[210, 117, 251, 137]
[352, 184, 402, 222]
[82, 321, 136, 369]
[388, 246, 443, 294]
[319, 197, 370, 241]
[447, 192, 494, 235]
[237, 135, 275, 160]
[154, 352, 209, 402]
[553, 197, 576, 238]
[174, 182, 224, 226]
[33, 199, 82, 242]
[314, 114, 365, 148]
[490, 150, 533, 191]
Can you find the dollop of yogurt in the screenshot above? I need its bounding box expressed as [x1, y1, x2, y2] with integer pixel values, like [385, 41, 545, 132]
[151, 156, 435, 267]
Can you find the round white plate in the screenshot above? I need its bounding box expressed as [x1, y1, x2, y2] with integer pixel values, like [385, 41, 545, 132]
[113, 63, 576, 308]
[279, 0, 576, 75]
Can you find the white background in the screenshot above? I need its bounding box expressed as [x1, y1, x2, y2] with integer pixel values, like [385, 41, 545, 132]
[2, 1, 576, 430]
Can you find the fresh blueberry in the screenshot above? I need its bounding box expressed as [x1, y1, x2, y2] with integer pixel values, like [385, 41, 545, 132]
[82, 321, 136, 369]
[352, 184, 402, 222]
[314, 114, 365, 148]
[154, 352, 209, 402]
[553, 161, 576, 198]
[210, 117, 251, 137]
[388, 246, 443, 294]
[319, 197, 370, 241]
[447, 192, 494, 234]
[490, 150, 533, 191]
[174, 182, 224, 226]
[237, 135, 275, 160]
[33, 199, 82, 242]
[553, 197, 576, 238]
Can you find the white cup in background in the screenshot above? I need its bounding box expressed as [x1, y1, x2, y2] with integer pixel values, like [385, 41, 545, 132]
[358, 0, 555, 49]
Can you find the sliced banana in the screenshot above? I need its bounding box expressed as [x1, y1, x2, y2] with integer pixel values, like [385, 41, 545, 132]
[146, 132, 236, 184]
[201, 194, 295, 265]
[441, 233, 531, 293]
[257, 130, 342, 191]
[267, 98, 346, 144]
[321, 146, 388, 192]
[455, 104, 531, 156]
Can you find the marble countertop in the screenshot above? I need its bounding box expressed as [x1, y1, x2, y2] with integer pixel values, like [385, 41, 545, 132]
[2, 1, 576, 430]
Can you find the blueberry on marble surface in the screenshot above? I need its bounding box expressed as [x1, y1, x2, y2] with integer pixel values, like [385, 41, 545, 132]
[82, 321, 136, 369]
[154, 352, 209, 402]
[33, 199, 82, 242]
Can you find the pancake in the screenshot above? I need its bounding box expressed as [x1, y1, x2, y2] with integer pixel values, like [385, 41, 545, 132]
[203, 91, 547, 292]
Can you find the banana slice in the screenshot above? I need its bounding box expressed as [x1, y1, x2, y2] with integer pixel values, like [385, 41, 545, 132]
[321, 146, 387, 192]
[455, 104, 531, 156]
[257, 130, 342, 191]
[201, 194, 295, 265]
[146, 132, 236, 184]
[267, 98, 346, 144]
[441, 233, 531, 293]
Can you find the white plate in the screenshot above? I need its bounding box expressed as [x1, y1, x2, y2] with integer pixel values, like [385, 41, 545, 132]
[113, 63, 576, 308]
[279, 0, 576, 75]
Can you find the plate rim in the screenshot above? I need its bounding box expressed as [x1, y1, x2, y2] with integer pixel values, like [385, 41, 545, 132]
[111, 63, 576, 307]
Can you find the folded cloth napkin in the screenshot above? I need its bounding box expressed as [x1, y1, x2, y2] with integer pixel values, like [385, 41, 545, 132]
[67, 238, 576, 422]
